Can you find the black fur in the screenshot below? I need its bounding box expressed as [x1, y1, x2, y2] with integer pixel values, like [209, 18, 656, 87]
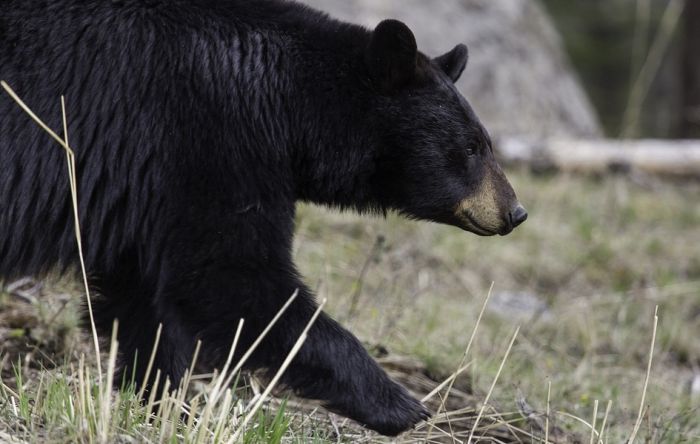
[0, 0, 513, 436]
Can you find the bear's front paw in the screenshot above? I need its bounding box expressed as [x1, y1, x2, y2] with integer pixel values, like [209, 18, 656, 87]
[358, 383, 431, 436]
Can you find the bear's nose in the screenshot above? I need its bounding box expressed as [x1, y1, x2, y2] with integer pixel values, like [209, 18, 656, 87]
[508, 204, 528, 228]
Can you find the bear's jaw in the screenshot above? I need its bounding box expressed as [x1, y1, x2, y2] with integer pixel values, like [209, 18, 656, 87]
[453, 210, 498, 236]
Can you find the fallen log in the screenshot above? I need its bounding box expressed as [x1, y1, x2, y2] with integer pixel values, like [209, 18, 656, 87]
[497, 138, 700, 178]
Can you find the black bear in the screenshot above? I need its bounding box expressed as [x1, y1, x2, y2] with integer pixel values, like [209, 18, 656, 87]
[0, 0, 527, 436]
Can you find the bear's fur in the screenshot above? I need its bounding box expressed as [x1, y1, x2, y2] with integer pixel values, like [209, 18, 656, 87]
[0, 0, 525, 435]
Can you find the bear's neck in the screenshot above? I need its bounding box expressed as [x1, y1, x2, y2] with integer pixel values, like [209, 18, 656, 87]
[282, 21, 381, 213]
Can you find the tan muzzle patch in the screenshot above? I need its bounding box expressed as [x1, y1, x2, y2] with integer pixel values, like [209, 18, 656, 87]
[454, 170, 505, 235]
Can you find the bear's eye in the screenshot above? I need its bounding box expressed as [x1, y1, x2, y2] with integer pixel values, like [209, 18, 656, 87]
[465, 144, 478, 157]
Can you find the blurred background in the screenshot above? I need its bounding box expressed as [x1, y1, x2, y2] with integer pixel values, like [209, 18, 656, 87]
[305, 0, 698, 141]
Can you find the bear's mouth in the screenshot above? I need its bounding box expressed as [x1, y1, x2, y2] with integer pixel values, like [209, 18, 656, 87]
[457, 211, 497, 236]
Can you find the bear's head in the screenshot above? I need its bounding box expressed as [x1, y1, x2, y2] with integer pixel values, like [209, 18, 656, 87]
[366, 20, 527, 236]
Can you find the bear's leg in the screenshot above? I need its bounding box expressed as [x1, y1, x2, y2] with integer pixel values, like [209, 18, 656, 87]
[91, 270, 195, 396]
[152, 206, 428, 435]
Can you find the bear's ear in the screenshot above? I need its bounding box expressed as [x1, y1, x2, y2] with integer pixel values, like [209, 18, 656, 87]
[366, 19, 418, 93]
[434, 44, 468, 83]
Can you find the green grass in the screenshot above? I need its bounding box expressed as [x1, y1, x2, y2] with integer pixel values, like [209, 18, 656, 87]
[2, 169, 700, 442]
